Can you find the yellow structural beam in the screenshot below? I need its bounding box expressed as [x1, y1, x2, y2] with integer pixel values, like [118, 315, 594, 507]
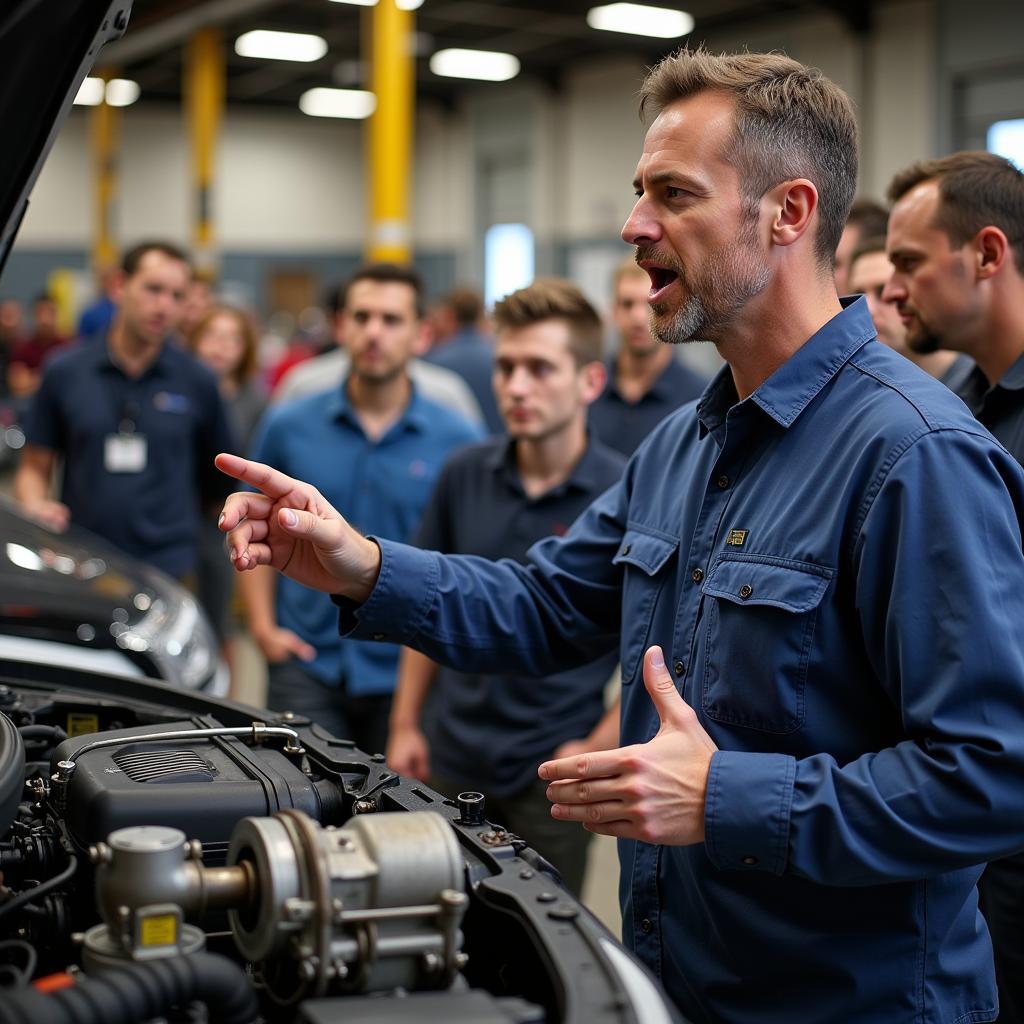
[185, 28, 225, 276]
[91, 66, 119, 274]
[366, 0, 414, 264]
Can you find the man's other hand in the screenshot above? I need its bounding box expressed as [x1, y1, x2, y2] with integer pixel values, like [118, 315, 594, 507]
[253, 624, 316, 665]
[539, 646, 718, 845]
[21, 498, 70, 533]
[215, 453, 382, 602]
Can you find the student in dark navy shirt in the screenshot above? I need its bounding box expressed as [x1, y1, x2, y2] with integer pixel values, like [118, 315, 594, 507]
[885, 150, 1024, 1024]
[16, 241, 233, 577]
[588, 258, 706, 456]
[218, 54, 1024, 1024]
[387, 279, 625, 895]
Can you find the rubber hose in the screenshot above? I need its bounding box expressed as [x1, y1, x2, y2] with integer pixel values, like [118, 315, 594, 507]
[0, 952, 259, 1024]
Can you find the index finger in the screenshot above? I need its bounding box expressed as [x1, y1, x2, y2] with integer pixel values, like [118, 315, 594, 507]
[538, 747, 630, 782]
[215, 453, 303, 501]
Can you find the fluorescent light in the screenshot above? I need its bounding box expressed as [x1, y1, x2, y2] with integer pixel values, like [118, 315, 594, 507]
[327, 0, 376, 5]
[299, 87, 376, 119]
[586, 3, 694, 38]
[397, 0, 424, 8]
[105, 78, 140, 107]
[429, 48, 520, 82]
[73, 77, 106, 106]
[235, 29, 328, 62]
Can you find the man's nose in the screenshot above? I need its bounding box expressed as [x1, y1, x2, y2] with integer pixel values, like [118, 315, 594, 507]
[622, 196, 660, 246]
[881, 275, 904, 304]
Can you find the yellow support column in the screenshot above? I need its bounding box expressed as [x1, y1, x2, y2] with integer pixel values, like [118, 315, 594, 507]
[91, 67, 119, 273]
[185, 28, 225, 276]
[366, 0, 414, 264]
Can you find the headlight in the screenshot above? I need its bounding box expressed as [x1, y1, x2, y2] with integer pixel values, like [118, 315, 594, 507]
[116, 585, 218, 691]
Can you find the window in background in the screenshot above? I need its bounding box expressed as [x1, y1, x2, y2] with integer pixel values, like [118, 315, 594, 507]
[988, 118, 1024, 168]
[484, 224, 534, 308]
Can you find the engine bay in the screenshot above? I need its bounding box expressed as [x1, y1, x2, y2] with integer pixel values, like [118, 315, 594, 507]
[0, 660, 679, 1023]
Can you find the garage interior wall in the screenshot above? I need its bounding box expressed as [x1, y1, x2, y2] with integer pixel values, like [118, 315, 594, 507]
[4, 0, 1020, 315]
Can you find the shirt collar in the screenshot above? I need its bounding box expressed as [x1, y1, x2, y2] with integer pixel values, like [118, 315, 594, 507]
[995, 351, 1024, 392]
[327, 376, 429, 433]
[607, 353, 686, 403]
[96, 338, 172, 379]
[698, 297, 875, 436]
[484, 434, 609, 496]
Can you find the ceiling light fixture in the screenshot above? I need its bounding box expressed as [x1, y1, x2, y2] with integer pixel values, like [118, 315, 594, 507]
[327, 0, 424, 7]
[429, 48, 520, 82]
[299, 87, 377, 119]
[586, 3, 694, 38]
[105, 79, 141, 107]
[235, 29, 328, 62]
[73, 78, 106, 106]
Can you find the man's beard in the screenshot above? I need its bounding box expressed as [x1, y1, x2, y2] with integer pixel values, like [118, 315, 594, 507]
[903, 314, 942, 355]
[642, 217, 771, 345]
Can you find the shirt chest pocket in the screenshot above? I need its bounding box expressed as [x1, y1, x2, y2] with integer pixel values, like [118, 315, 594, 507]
[612, 527, 679, 685]
[700, 556, 832, 734]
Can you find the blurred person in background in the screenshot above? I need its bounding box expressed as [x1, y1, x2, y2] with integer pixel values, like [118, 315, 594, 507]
[179, 276, 214, 341]
[241, 263, 481, 753]
[0, 299, 25, 400]
[14, 240, 234, 580]
[77, 266, 118, 343]
[7, 293, 68, 400]
[833, 196, 889, 294]
[588, 258, 706, 457]
[387, 279, 623, 894]
[187, 305, 268, 663]
[273, 278, 484, 427]
[424, 285, 502, 433]
[848, 236, 971, 388]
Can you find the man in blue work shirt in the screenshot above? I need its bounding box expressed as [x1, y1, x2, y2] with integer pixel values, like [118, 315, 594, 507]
[16, 240, 233, 577]
[240, 263, 480, 755]
[217, 51, 1024, 1024]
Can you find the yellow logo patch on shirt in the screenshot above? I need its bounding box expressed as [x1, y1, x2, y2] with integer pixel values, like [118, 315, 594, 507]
[726, 529, 749, 547]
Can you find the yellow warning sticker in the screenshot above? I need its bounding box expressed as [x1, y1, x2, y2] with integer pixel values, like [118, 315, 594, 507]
[66, 713, 99, 737]
[140, 915, 178, 947]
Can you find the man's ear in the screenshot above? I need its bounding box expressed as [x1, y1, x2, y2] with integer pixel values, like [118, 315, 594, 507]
[110, 270, 128, 306]
[974, 225, 1010, 280]
[579, 360, 608, 405]
[767, 178, 819, 250]
[412, 320, 433, 357]
[333, 312, 348, 350]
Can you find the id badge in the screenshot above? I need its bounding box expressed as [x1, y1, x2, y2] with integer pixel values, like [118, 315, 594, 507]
[104, 432, 148, 473]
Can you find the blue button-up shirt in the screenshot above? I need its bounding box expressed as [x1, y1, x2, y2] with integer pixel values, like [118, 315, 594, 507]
[251, 383, 480, 695]
[340, 299, 1024, 1023]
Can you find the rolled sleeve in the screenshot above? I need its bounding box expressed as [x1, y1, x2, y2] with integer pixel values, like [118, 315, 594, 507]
[704, 750, 795, 875]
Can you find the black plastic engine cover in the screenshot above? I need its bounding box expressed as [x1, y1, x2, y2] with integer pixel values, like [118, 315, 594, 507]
[52, 720, 323, 850]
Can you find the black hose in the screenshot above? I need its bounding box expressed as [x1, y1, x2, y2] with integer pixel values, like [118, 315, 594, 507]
[0, 952, 259, 1024]
[17, 725, 67, 742]
[0, 854, 76, 920]
[0, 939, 36, 987]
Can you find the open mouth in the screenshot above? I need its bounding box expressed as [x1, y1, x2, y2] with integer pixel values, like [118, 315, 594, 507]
[642, 264, 679, 302]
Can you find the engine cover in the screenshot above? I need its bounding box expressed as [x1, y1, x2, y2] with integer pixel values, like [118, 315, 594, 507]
[52, 720, 326, 853]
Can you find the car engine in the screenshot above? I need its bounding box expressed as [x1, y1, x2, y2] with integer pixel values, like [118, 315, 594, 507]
[0, 659, 680, 1024]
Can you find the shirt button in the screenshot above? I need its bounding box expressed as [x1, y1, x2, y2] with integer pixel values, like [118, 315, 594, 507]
[673, 659, 685, 677]
[621, 544, 631, 556]
[640, 918, 653, 934]
[691, 567, 704, 584]
[716, 475, 729, 489]
[372, 632, 386, 641]
[739, 584, 753, 599]
[741, 855, 759, 866]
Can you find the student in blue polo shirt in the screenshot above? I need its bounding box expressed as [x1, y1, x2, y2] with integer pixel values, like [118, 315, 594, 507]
[240, 263, 480, 755]
[387, 279, 625, 895]
[16, 241, 233, 578]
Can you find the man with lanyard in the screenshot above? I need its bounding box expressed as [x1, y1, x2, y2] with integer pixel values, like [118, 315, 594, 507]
[240, 263, 480, 755]
[218, 52, 1024, 1023]
[16, 240, 233, 580]
[883, 150, 1024, 1023]
[387, 278, 624, 895]
[589, 257, 706, 457]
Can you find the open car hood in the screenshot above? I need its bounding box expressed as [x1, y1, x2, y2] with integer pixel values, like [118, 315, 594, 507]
[0, 0, 132, 278]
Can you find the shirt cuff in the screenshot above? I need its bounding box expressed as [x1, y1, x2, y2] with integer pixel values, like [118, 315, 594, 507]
[704, 749, 796, 875]
[332, 537, 439, 645]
